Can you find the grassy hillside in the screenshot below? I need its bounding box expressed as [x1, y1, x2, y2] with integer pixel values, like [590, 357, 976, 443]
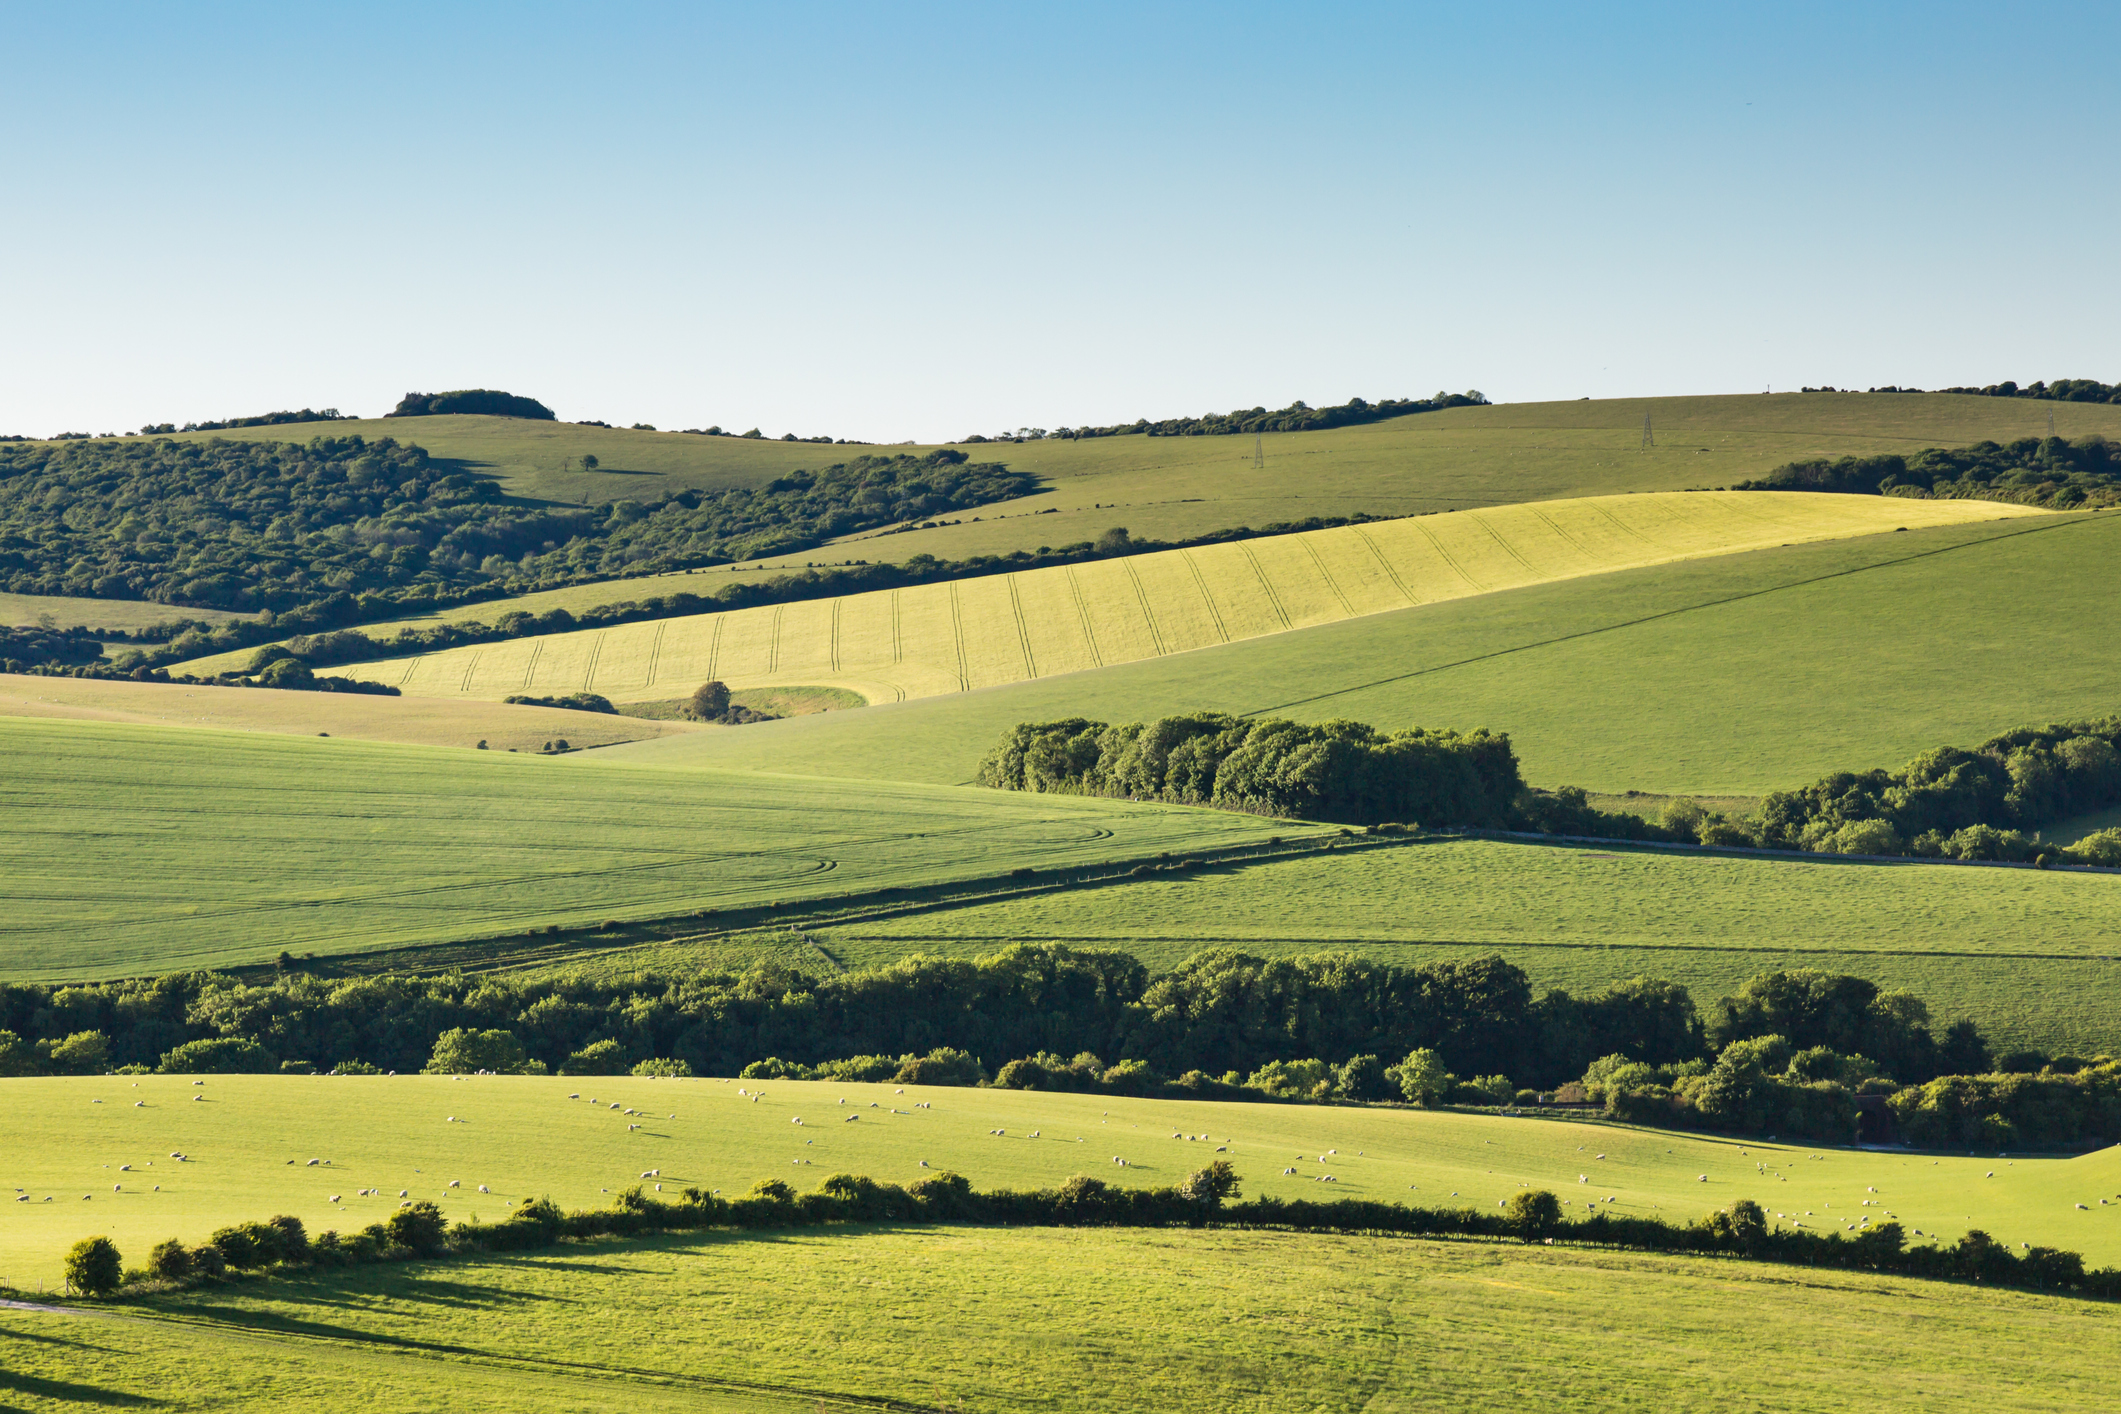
[0, 717, 1302, 979]
[0, 674, 707, 753]
[804, 836, 2121, 1056]
[14, 1228, 2121, 1412]
[0, 591, 255, 634]
[163, 390, 2121, 530]
[591, 510, 2120, 796]
[184, 493, 2039, 697]
[6, 1074, 2119, 1286]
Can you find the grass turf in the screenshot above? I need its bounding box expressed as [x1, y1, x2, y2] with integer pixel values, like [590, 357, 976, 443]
[589, 509, 2121, 796]
[0, 716, 1303, 980]
[10, 1225, 2121, 1412]
[4, 1074, 2119, 1290]
[184, 492, 2037, 700]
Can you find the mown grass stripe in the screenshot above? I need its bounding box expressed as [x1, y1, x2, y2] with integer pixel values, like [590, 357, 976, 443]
[1237, 542, 1292, 629]
[1181, 549, 1231, 643]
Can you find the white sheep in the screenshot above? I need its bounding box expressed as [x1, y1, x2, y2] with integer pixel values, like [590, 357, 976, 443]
[478, 1184, 490, 1194]
[449, 1180, 461, 1188]
[399, 1189, 409, 1198]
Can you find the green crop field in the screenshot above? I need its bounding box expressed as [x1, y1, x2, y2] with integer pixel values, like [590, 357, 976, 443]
[5, 1074, 2119, 1289]
[594, 509, 2121, 797]
[0, 716, 1304, 980]
[9, 1226, 2121, 1413]
[191, 493, 2035, 702]
[800, 836, 2121, 1057]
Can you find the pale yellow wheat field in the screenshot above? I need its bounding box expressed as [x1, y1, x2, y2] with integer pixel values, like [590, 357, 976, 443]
[319, 493, 2044, 706]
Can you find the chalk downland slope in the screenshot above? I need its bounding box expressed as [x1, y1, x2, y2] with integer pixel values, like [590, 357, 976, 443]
[0, 715, 1304, 979]
[309, 493, 2041, 706]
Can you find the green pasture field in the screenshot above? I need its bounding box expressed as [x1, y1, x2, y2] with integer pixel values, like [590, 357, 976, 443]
[796, 836, 2121, 1056]
[0, 716, 1303, 980]
[10, 1226, 2121, 1413]
[0, 591, 257, 634]
[181, 492, 2036, 698]
[593, 509, 2121, 796]
[4, 1074, 2119, 1290]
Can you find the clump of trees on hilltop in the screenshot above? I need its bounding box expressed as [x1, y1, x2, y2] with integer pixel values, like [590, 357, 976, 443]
[966, 390, 1489, 443]
[386, 389, 555, 420]
[1735, 434, 2119, 508]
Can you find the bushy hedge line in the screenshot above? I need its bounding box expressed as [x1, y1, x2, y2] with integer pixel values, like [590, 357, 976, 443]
[1735, 434, 2119, 508]
[56, 1162, 2121, 1305]
[1012, 390, 1489, 441]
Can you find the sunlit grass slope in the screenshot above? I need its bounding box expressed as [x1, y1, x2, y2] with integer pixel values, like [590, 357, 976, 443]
[13, 1230, 2121, 1413]
[0, 590, 256, 633]
[161, 392, 2121, 550]
[6, 1075, 2119, 1287]
[596, 510, 2119, 796]
[0, 674, 704, 753]
[297, 493, 2034, 706]
[811, 837, 2121, 1057]
[0, 717, 1301, 979]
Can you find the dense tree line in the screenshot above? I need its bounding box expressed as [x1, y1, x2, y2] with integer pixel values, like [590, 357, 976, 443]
[56, 1161, 2121, 1305]
[1935, 377, 2121, 404]
[137, 408, 355, 435]
[0, 946, 1963, 1098]
[971, 391, 1489, 443]
[1745, 717, 2121, 862]
[1734, 434, 2119, 508]
[0, 623, 105, 670]
[977, 713, 1526, 827]
[386, 389, 555, 420]
[0, 438, 1029, 626]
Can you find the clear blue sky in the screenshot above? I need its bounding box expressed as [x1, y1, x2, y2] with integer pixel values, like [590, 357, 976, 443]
[3, 1, 2114, 440]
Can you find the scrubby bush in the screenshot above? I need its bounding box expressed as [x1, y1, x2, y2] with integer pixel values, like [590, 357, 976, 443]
[631, 1057, 695, 1078]
[64, 1237, 123, 1296]
[147, 1238, 193, 1279]
[559, 1039, 630, 1075]
[387, 1202, 450, 1256]
[1504, 1190, 1562, 1241]
[424, 1028, 534, 1075]
[159, 1037, 273, 1074]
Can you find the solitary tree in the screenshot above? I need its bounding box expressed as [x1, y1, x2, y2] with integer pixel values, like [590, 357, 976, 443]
[1390, 1047, 1455, 1107]
[578, 454, 599, 472]
[65, 1236, 123, 1296]
[691, 680, 731, 721]
[423, 1027, 530, 1075]
[1503, 1190, 1562, 1242]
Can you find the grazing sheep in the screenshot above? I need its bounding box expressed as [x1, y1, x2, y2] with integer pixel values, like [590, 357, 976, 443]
[449, 1180, 461, 1188]
[919, 1160, 930, 1167]
[119, 1165, 131, 1172]
[792, 1117, 803, 1126]
[1283, 1167, 1296, 1175]
[628, 1123, 640, 1131]
[569, 1093, 580, 1099]
[134, 1101, 144, 1108]
[305, 1159, 319, 1167]
[113, 1185, 121, 1192]
[193, 1095, 203, 1102]
[399, 1189, 409, 1198]
[478, 1185, 490, 1194]
[1698, 1175, 1708, 1182]
[845, 1115, 859, 1123]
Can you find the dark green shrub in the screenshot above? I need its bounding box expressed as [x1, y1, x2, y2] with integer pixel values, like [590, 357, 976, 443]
[147, 1238, 193, 1279]
[160, 1037, 274, 1074]
[188, 1242, 226, 1277]
[65, 1237, 122, 1296]
[559, 1039, 629, 1076]
[1503, 1190, 1562, 1241]
[387, 1202, 449, 1256]
[423, 1028, 531, 1075]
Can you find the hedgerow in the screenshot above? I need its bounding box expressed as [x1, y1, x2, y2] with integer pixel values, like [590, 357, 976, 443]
[49, 1162, 2121, 1305]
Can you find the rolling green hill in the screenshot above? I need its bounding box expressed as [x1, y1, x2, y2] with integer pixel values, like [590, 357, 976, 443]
[0, 716, 1303, 980]
[6, 1074, 2119, 1285]
[175, 492, 2041, 696]
[589, 510, 2121, 797]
